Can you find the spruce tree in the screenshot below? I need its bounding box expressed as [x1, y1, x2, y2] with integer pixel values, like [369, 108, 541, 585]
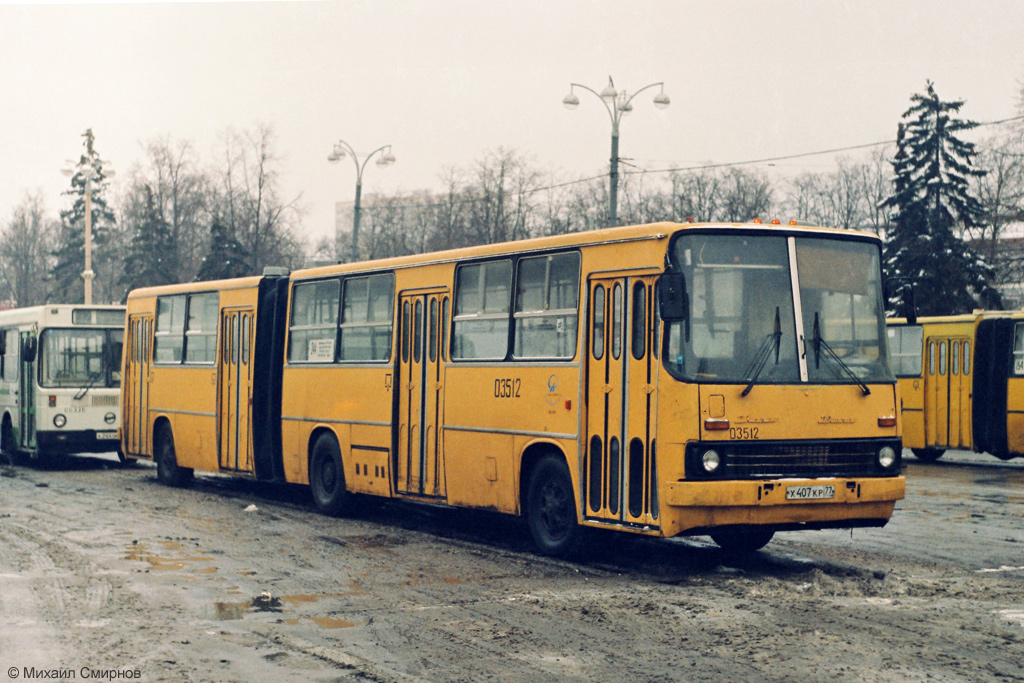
[195, 221, 251, 282]
[119, 185, 179, 298]
[53, 129, 116, 303]
[882, 81, 1001, 315]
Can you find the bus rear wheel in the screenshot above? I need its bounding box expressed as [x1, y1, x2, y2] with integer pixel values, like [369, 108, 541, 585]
[710, 527, 775, 553]
[526, 455, 580, 558]
[911, 448, 945, 462]
[155, 426, 193, 487]
[309, 433, 351, 516]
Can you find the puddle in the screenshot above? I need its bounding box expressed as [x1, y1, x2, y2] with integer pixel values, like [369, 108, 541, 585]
[123, 541, 214, 573]
[311, 616, 357, 629]
[214, 601, 250, 621]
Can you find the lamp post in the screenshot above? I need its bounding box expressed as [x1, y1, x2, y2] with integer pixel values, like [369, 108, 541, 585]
[563, 77, 670, 226]
[62, 128, 113, 305]
[328, 140, 396, 262]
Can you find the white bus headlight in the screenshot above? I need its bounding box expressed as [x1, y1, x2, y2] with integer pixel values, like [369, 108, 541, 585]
[702, 449, 721, 473]
[53, 414, 67, 428]
[877, 446, 897, 469]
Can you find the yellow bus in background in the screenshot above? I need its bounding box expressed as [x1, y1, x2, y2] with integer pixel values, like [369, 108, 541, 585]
[0, 305, 125, 466]
[890, 311, 1024, 462]
[123, 222, 905, 556]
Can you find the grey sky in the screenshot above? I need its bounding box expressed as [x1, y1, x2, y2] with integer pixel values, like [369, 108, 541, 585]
[2, 0, 1023, 244]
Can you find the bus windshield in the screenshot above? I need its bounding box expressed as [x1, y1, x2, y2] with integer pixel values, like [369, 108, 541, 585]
[664, 233, 892, 384]
[39, 328, 124, 389]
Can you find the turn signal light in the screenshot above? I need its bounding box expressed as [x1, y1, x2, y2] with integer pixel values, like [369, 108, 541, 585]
[878, 415, 897, 427]
[753, 218, 763, 224]
[704, 418, 730, 431]
[771, 219, 781, 225]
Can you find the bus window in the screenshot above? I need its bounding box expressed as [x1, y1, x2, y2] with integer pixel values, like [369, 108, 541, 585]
[289, 280, 340, 363]
[339, 273, 394, 362]
[888, 325, 923, 377]
[1014, 323, 1024, 375]
[963, 341, 970, 375]
[632, 281, 646, 360]
[441, 297, 449, 362]
[929, 341, 935, 375]
[185, 293, 218, 364]
[452, 260, 512, 360]
[413, 300, 423, 363]
[939, 341, 947, 375]
[429, 299, 438, 362]
[951, 342, 960, 375]
[513, 252, 579, 359]
[611, 283, 622, 360]
[2, 329, 17, 381]
[592, 285, 605, 360]
[154, 295, 186, 363]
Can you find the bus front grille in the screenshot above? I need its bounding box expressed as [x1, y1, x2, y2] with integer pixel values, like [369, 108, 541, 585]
[721, 442, 879, 478]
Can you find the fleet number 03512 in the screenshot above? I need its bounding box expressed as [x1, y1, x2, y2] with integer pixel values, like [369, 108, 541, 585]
[494, 378, 521, 398]
[729, 427, 759, 440]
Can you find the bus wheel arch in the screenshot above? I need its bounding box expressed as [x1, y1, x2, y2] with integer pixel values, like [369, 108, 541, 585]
[308, 428, 351, 517]
[521, 445, 581, 558]
[154, 419, 194, 487]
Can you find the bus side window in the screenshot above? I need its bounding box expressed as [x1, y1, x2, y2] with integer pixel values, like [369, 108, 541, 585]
[1013, 323, 1024, 375]
[939, 341, 947, 375]
[951, 341, 959, 375]
[963, 341, 970, 375]
[928, 341, 935, 375]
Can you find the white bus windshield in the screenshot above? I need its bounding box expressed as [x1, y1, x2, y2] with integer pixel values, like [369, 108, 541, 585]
[664, 232, 892, 385]
[39, 328, 124, 389]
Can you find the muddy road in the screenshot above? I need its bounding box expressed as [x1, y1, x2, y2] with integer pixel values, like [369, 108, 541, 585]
[1, 450, 1022, 683]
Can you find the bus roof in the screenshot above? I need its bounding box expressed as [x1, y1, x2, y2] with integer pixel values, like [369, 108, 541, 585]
[295, 220, 881, 280]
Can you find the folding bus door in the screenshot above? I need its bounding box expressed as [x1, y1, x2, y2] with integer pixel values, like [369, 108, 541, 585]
[396, 291, 447, 498]
[585, 275, 658, 526]
[219, 307, 254, 473]
[123, 315, 153, 456]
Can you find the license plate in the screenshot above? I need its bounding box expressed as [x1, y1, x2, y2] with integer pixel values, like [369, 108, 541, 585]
[786, 484, 835, 500]
[96, 430, 118, 440]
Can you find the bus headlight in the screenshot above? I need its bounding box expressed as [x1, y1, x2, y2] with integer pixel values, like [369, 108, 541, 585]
[53, 414, 67, 428]
[701, 449, 721, 473]
[877, 446, 897, 469]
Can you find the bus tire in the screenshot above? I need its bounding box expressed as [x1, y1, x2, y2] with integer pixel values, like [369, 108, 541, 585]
[911, 448, 945, 462]
[155, 426, 193, 487]
[525, 455, 580, 558]
[309, 433, 351, 517]
[1, 419, 23, 466]
[710, 527, 775, 553]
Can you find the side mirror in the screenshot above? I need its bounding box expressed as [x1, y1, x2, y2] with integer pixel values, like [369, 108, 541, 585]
[22, 336, 37, 363]
[657, 272, 688, 322]
[885, 277, 917, 326]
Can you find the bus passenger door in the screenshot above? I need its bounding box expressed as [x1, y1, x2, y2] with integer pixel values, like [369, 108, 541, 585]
[586, 276, 658, 525]
[396, 292, 447, 498]
[124, 315, 153, 456]
[927, 338, 950, 448]
[219, 308, 254, 473]
[19, 332, 36, 451]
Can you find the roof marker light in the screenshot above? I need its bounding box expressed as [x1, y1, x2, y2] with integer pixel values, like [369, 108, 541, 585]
[771, 219, 781, 225]
[752, 218, 763, 224]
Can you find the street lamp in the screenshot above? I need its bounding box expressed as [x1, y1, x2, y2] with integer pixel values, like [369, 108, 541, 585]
[62, 128, 114, 305]
[563, 77, 670, 226]
[328, 140, 396, 262]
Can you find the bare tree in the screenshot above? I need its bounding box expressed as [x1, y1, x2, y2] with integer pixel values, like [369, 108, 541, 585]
[0, 191, 58, 306]
[719, 167, 773, 222]
[211, 124, 305, 272]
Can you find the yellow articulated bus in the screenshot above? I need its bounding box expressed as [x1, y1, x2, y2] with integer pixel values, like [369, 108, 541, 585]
[889, 311, 1024, 462]
[0, 305, 125, 466]
[122, 221, 905, 555]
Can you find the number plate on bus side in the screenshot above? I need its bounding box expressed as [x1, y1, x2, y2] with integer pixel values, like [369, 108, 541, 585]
[785, 484, 835, 501]
[96, 430, 118, 440]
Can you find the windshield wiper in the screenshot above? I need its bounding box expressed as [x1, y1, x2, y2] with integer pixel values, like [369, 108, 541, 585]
[74, 371, 105, 401]
[810, 312, 870, 396]
[741, 307, 782, 397]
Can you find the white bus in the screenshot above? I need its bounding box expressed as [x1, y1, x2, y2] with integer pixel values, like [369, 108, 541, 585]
[0, 305, 125, 466]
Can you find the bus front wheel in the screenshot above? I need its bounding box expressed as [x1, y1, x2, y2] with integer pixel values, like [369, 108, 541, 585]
[309, 433, 351, 516]
[155, 426, 193, 487]
[710, 527, 775, 553]
[911, 448, 945, 462]
[526, 455, 580, 558]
